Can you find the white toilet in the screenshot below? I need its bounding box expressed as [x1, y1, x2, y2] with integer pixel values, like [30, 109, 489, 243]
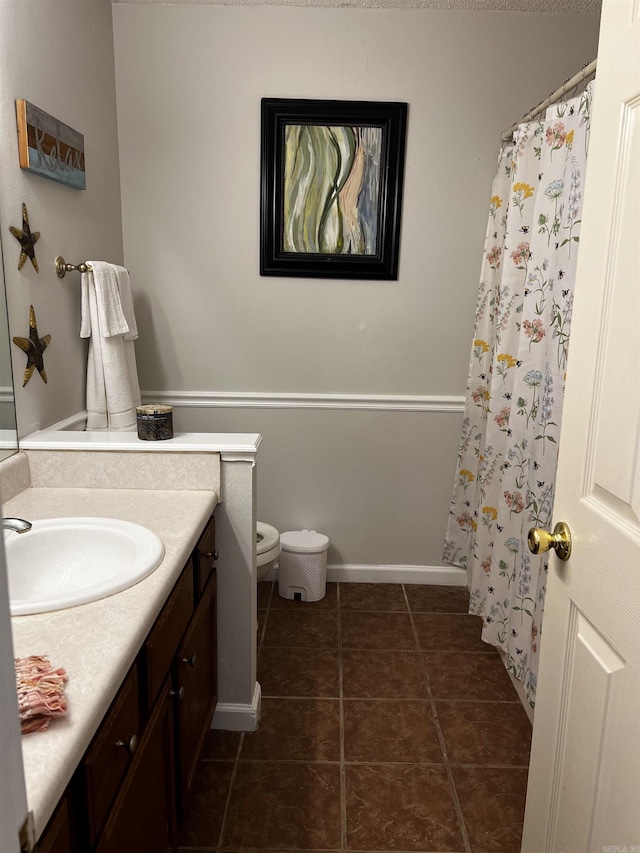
[256, 521, 281, 582]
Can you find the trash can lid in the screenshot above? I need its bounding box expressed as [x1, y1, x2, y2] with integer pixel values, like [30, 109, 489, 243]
[280, 529, 330, 553]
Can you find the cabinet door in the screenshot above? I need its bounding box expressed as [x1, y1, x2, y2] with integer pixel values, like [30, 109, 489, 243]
[83, 665, 140, 845]
[144, 561, 194, 713]
[174, 572, 217, 816]
[193, 516, 216, 599]
[35, 800, 70, 853]
[96, 681, 176, 853]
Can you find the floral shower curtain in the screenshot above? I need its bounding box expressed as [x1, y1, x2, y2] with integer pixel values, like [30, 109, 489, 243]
[443, 82, 595, 708]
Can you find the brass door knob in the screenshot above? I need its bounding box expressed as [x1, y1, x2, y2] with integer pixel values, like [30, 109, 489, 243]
[528, 522, 572, 561]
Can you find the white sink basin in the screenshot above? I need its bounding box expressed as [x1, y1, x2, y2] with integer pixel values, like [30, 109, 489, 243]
[5, 517, 165, 616]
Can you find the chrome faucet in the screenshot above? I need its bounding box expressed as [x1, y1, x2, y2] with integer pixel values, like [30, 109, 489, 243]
[2, 518, 32, 534]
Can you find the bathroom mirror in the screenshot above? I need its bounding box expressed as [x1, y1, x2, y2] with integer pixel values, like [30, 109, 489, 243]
[0, 221, 19, 462]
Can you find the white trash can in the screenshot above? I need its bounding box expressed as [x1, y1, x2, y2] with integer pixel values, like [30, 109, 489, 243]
[278, 529, 329, 602]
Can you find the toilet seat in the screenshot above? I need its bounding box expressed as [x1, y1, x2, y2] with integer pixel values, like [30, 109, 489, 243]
[257, 521, 280, 556]
[256, 522, 281, 582]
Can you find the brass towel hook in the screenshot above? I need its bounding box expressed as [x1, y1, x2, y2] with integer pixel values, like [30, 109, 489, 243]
[54, 255, 93, 279]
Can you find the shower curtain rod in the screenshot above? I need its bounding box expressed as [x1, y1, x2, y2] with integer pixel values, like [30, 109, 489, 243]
[501, 58, 597, 142]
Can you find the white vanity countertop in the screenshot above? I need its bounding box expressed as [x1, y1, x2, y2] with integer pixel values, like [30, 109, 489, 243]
[21, 430, 262, 461]
[5, 485, 218, 841]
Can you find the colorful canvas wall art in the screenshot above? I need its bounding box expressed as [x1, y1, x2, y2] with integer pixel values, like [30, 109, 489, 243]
[261, 99, 407, 280]
[283, 124, 382, 256]
[16, 100, 86, 190]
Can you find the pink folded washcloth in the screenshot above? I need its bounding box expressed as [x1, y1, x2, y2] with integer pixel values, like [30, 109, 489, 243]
[15, 655, 68, 734]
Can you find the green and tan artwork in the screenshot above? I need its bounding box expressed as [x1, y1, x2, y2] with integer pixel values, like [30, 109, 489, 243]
[282, 124, 382, 256]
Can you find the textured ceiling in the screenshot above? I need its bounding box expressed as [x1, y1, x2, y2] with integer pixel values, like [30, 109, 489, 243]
[112, 0, 601, 11]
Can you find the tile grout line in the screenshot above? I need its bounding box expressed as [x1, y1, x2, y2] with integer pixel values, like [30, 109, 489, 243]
[402, 584, 473, 853]
[220, 757, 530, 769]
[215, 731, 245, 853]
[209, 585, 527, 853]
[230, 757, 503, 768]
[256, 582, 274, 656]
[262, 643, 496, 654]
[260, 692, 520, 705]
[219, 581, 269, 852]
[337, 582, 348, 853]
[266, 580, 274, 608]
[215, 847, 465, 853]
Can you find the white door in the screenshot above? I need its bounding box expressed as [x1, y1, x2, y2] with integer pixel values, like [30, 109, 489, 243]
[521, 0, 640, 850]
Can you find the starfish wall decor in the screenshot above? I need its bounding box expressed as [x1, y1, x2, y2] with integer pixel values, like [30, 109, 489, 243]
[13, 304, 51, 386]
[9, 202, 40, 272]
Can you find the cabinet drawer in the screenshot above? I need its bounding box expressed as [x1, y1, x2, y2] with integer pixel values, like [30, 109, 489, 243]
[83, 666, 140, 845]
[144, 560, 194, 709]
[194, 516, 216, 598]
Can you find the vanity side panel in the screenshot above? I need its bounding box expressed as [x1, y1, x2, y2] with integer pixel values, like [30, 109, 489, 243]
[213, 458, 258, 728]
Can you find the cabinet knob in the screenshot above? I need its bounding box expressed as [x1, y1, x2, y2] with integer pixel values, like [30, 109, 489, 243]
[182, 653, 197, 668]
[170, 685, 185, 701]
[205, 550, 219, 561]
[115, 734, 138, 756]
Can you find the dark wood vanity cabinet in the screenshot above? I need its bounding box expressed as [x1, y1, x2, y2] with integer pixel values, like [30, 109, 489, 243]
[83, 665, 141, 845]
[174, 571, 217, 817]
[95, 683, 176, 853]
[144, 561, 195, 713]
[193, 515, 217, 598]
[36, 515, 218, 853]
[35, 800, 71, 853]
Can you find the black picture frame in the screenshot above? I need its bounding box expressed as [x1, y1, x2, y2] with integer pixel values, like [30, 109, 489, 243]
[260, 98, 407, 280]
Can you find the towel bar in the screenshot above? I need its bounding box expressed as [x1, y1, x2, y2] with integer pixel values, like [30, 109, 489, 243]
[54, 256, 92, 279]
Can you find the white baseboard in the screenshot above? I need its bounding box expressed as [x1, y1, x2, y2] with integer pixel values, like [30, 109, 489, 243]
[211, 681, 262, 732]
[265, 563, 467, 586]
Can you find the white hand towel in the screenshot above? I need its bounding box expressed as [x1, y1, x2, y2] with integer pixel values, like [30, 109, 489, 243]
[86, 260, 138, 340]
[81, 263, 141, 431]
[80, 274, 92, 339]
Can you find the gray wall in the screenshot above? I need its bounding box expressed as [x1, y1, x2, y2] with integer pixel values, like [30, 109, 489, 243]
[181, 406, 464, 567]
[0, 0, 124, 439]
[113, 5, 599, 568]
[0, 239, 15, 434]
[0, 3, 600, 568]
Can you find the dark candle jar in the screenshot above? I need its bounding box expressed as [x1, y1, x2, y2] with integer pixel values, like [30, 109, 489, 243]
[136, 404, 173, 441]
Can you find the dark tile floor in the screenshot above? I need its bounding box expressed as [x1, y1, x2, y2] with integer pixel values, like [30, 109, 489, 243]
[178, 583, 532, 853]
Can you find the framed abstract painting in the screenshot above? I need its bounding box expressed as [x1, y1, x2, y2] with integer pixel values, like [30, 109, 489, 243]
[260, 98, 407, 280]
